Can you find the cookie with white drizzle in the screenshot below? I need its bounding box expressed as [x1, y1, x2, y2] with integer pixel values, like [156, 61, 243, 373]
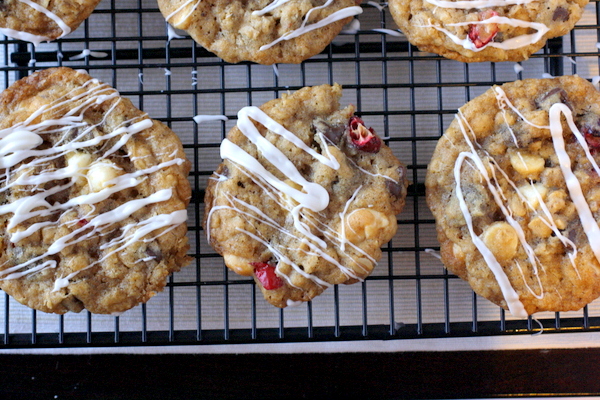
[156, 0, 363, 64]
[388, 0, 588, 63]
[204, 84, 408, 307]
[426, 75, 600, 317]
[0, 0, 102, 45]
[0, 67, 191, 314]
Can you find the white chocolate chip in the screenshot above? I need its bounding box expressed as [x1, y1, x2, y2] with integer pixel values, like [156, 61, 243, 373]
[510, 151, 545, 178]
[528, 216, 553, 238]
[223, 254, 254, 276]
[343, 208, 391, 244]
[481, 221, 519, 262]
[87, 160, 121, 192]
[65, 151, 92, 182]
[452, 243, 466, 262]
[518, 183, 548, 210]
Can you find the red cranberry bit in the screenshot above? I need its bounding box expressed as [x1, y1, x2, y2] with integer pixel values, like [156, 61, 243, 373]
[251, 262, 283, 290]
[77, 219, 89, 227]
[583, 126, 600, 153]
[468, 10, 499, 49]
[348, 116, 381, 153]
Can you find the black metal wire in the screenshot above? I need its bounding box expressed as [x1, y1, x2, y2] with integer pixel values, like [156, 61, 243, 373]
[1, 1, 600, 350]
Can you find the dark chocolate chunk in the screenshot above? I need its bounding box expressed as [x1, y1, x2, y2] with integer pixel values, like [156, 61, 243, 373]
[313, 118, 345, 144]
[553, 7, 570, 22]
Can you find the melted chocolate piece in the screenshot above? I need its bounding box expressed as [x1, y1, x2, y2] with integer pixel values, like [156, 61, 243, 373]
[386, 165, 407, 198]
[313, 118, 345, 144]
[146, 246, 163, 263]
[553, 7, 570, 22]
[536, 87, 571, 110]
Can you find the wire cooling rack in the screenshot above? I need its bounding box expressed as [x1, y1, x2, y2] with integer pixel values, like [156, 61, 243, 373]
[2, 0, 600, 349]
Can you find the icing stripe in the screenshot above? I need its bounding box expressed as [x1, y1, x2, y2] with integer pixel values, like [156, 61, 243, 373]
[548, 104, 600, 264]
[0, 0, 73, 44]
[259, 5, 363, 51]
[427, 15, 550, 52]
[426, 0, 535, 8]
[454, 151, 528, 318]
[0, 73, 188, 291]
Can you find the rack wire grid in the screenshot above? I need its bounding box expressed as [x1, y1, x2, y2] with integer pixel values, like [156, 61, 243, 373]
[2, 0, 600, 350]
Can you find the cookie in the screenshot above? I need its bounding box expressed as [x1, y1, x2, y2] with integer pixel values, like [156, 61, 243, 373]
[157, 0, 363, 65]
[0, 67, 192, 314]
[426, 75, 600, 317]
[389, 0, 588, 63]
[204, 84, 408, 308]
[0, 0, 102, 44]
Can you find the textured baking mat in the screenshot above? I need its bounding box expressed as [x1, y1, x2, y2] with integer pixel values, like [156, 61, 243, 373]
[1, 0, 600, 350]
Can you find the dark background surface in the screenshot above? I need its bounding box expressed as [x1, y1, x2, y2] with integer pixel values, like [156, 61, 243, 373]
[0, 349, 599, 399]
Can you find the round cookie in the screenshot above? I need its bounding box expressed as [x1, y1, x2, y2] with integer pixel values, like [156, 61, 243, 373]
[0, 67, 191, 314]
[426, 75, 600, 317]
[0, 0, 102, 44]
[157, 0, 363, 65]
[204, 84, 408, 307]
[389, 0, 588, 63]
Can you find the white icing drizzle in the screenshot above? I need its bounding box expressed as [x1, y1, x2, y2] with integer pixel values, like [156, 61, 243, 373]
[165, 0, 202, 27]
[340, 18, 361, 35]
[372, 29, 402, 37]
[548, 104, 600, 264]
[208, 106, 394, 290]
[253, 0, 292, 16]
[0, 27, 50, 45]
[424, 248, 442, 260]
[167, 24, 186, 42]
[0, 73, 188, 290]
[453, 151, 528, 318]
[0, 0, 72, 44]
[53, 208, 187, 291]
[258, 1, 363, 51]
[338, 186, 362, 252]
[425, 0, 534, 8]
[193, 114, 228, 124]
[456, 113, 540, 313]
[286, 299, 303, 307]
[453, 85, 600, 317]
[419, 0, 551, 52]
[514, 63, 524, 74]
[229, 106, 340, 205]
[425, 15, 549, 52]
[69, 49, 108, 61]
[366, 1, 387, 12]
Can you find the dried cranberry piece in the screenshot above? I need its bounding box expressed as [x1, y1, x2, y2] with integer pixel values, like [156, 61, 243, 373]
[251, 262, 283, 290]
[468, 10, 499, 49]
[347, 116, 382, 153]
[583, 125, 600, 153]
[77, 219, 88, 227]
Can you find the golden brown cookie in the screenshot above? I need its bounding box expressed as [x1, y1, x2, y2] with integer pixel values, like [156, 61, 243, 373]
[204, 84, 408, 307]
[389, 0, 588, 63]
[426, 75, 600, 317]
[0, 0, 102, 44]
[0, 67, 192, 314]
[157, 0, 363, 64]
